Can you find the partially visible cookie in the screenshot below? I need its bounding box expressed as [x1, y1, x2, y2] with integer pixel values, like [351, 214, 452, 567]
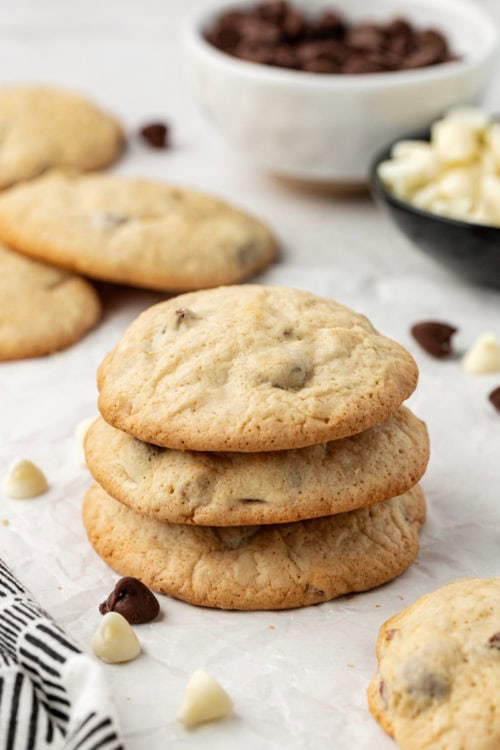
[0, 243, 101, 360]
[0, 86, 123, 188]
[82, 483, 426, 610]
[368, 578, 500, 750]
[97, 285, 419, 451]
[0, 172, 277, 291]
[85, 408, 429, 525]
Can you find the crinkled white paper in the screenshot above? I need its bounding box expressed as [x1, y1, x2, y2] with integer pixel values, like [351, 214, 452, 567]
[2, 268, 499, 750]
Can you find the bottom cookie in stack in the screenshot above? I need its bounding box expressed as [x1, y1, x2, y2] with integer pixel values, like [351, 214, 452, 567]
[83, 483, 426, 611]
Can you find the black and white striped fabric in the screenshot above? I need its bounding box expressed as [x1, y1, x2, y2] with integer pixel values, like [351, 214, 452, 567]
[0, 559, 123, 750]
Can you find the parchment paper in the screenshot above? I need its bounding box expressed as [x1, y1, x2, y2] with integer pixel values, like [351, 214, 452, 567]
[2, 266, 499, 749]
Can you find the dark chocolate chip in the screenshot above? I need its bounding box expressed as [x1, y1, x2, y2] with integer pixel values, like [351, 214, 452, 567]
[384, 628, 399, 642]
[239, 18, 282, 44]
[140, 122, 170, 150]
[342, 55, 384, 74]
[211, 26, 242, 51]
[204, 2, 458, 75]
[488, 632, 500, 648]
[99, 577, 160, 624]
[311, 10, 346, 40]
[410, 321, 457, 358]
[256, 1, 287, 24]
[303, 57, 340, 73]
[273, 45, 299, 68]
[282, 8, 307, 41]
[488, 387, 500, 412]
[306, 584, 326, 597]
[297, 39, 344, 64]
[236, 43, 277, 65]
[387, 33, 411, 58]
[385, 18, 413, 39]
[407, 670, 450, 699]
[346, 24, 385, 52]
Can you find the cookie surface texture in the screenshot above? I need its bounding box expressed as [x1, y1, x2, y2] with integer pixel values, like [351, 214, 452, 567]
[97, 285, 419, 451]
[82, 484, 426, 610]
[0, 172, 277, 291]
[85, 408, 429, 525]
[367, 577, 500, 750]
[0, 87, 123, 188]
[0, 243, 101, 360]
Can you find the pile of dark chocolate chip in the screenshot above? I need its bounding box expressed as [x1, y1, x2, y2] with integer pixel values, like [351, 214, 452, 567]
[205, 0, 459, 74]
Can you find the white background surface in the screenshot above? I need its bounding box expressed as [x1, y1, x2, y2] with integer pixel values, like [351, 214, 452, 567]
[1, 2, 499, 748]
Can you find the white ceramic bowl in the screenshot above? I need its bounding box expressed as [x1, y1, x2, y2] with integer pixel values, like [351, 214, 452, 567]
[182, 0, 499, 185]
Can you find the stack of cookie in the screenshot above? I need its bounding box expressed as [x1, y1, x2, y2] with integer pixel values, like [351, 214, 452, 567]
[83, 285, 429, 611]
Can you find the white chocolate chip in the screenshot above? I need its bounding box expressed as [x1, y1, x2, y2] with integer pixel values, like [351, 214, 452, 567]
[469, 203, 493, 226]
[391, 140, 434, 160]
[412, 183, 441, 210]
[177, 670, 233, 727]
[432, 119, 480, 165]
[75, 416, 97, 467]
[430, 197, 473, 221]
[382, 110, 500, 225]
[445, 106, 491, 134]
[378, 151, 439, 198]
[2, 459, 48, 499]
[485, 123, 500, 169]
[435, 167, 479, 203]
[462, 333, 500, 374]
[480, 175, 500, 224]
[480, 147, 497, 176]
[91, 612, 141, 664]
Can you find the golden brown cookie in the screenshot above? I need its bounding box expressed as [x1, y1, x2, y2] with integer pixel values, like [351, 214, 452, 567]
[97, 285, 419, 451]
[85, 408, 429, 525]
[0, 243, 101, 360]
[368, 578, 500, 750]
[82, 483, 426, 610]
[0, 86, 123, 188]
[0, 172, 277, 291]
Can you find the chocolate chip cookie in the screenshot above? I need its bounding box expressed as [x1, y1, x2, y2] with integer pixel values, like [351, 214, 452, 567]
[85, 408, 429, 525]
[368, 578, 500, 750]
[83, 483, 426, 610]
[97, 285, 418, 451]
[0, 243, 101, 360]
[0, 172, 277, 291]
[0, 86, 123, 188]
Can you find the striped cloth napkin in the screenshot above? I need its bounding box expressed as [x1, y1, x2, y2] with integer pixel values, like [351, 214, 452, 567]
[0, 558, 123, 749]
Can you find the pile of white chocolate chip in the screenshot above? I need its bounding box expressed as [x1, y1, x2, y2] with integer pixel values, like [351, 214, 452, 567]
[378, 107, 500, 226]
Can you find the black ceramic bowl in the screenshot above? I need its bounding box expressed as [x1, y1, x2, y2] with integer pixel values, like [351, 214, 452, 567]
[370, 130, 500, 289]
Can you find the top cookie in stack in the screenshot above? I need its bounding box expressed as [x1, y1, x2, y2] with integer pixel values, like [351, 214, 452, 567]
[97, 285, 418, 450]
[83, 285, 428, 610]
